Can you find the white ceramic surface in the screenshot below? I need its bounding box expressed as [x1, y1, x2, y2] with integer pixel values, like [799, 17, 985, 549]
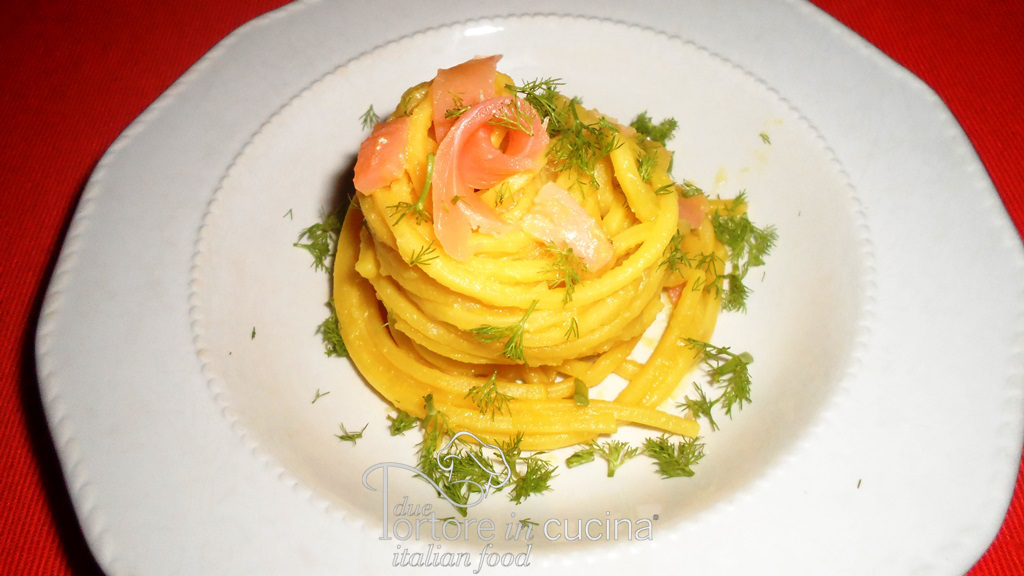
[192, 16, 865, 541]
[37, 1, 1024, 575]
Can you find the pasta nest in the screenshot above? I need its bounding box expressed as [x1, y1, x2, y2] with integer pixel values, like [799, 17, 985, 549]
[334, 71, 727, 450]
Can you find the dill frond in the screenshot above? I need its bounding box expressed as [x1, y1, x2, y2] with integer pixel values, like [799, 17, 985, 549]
[466, 372, 513, 419]
[469, 300, 539, 363]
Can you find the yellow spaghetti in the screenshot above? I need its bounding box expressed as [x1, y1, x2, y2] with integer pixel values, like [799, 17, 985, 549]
[333, 56, 765, 452]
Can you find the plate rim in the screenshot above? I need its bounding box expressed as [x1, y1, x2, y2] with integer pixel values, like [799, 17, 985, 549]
[35, 1, 1024, 574]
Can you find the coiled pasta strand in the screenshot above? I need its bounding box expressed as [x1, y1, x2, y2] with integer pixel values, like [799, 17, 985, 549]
[336, 63, 734, 450]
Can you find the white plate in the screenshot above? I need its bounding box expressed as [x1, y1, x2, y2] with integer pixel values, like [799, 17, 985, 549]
[191, 16, 865, 538]
[37, 2, 1024, 575]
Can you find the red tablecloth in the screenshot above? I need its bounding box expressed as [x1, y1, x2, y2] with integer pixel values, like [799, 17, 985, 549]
[1, 1, 1021, 573]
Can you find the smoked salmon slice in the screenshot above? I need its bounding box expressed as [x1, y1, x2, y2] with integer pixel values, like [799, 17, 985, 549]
[352, 115, 412, 194]
[665, 284, 685, 305]
[521, 182, 614, 271]
[429, 55, 501, 143]
[432, 96, 549, 261]
[677, 194, 709, 231]
[459, 100, 549, 189]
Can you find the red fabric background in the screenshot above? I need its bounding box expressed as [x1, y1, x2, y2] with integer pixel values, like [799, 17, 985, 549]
[1, 1, 1021, 573]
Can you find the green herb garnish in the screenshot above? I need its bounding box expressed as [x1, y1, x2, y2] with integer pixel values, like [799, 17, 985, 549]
[360, 105, 380, 130]
[544, 245, 587, 304]
[637, 146, 659, 183]
[414, 413, 554, 514]
[658, 229, 691, 277]
[508, 79, 620, 187]
[387, 153, 435, 225]
[407, 240, 439, 267]
[710, 193, 778, 312]
[564, 317, 579, 341]
[316, 298, 347, 357]
[294, 210, 342, 272]
[592, 440, 640, 477]
[713, 193, 778, 269]
[506, 78, 564, 129]
[466, 372, 513, 419]
[642, 435, 704, 478]
[654, 183, 676, 196]
[689, 251, 725, 294]
[630, 112, 678, 145]
[568, 440, 641, 477]
[488, 98, 535, 136]
[719, 272, 750, 312]
[469, 300, 538, 363]
[388, 411, 419, 436]
[573, 378, 590, 407]
[682, 338, 754, 419]
[546, 102, 620, 187]
[565, 448, 596, 468]
[494, 181, 512, 206]
[508, 453, 557, 504]
[503, 433, 557, 504]
[679, 179, 703, 198]
[336, 422, 368, 444]
[445, 94, 470, 119]
[680, 382, 718, 431]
